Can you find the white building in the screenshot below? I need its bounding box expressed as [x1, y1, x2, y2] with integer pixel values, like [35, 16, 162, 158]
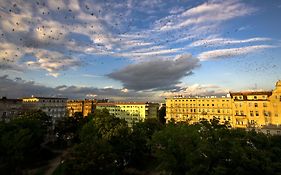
[22, 97, 67, 121]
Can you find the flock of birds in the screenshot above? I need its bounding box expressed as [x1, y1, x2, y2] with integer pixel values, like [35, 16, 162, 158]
[0, 1, 278, 76]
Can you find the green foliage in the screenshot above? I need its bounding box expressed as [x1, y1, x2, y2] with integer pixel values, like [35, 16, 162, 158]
[150, 119, 281, 175]
[0, 110, 51, 174]
[60, 109, 133, 174]
[151, 123, 202, 174]
[54, 112, 87, 147]
[3, 109, 280, 175]
[129, 118, 163, 168]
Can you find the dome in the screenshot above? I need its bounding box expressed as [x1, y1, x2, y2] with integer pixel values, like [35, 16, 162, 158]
[276, 80, 281, 87]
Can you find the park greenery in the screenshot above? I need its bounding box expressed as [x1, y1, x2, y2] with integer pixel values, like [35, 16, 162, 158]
[1, 109, 281, 175]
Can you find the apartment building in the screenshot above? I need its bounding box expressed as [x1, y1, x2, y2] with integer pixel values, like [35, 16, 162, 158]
[165, 80, 281, 134]
[166, 96, 233, 125]
[22, 97, 67, 121]
[0, 97, 22, 121]
[96, 102, 159, 126]
[67, 99, 96, 117]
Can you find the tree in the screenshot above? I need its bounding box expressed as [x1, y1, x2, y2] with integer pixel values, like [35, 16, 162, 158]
[54, 112, 87, 147]
[59, 109, 133, 174]
[151, 123, 202, 174]
[129, 118, 163, 169]
[0, 110, 51, 174]
[158, 106, 166, 124]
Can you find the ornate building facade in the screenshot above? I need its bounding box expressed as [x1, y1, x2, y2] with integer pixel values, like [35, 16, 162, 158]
[166, 80, 281, 134]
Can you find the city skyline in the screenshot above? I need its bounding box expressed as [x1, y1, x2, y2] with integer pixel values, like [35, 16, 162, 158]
[0, 0, 281, 101]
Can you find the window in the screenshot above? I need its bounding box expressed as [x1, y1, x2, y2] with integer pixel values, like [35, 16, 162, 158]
[256, 111, 259, 116]
[254, 96, 257, 100]
[254, 103, 258, 107]
[250, 111, 254, 117]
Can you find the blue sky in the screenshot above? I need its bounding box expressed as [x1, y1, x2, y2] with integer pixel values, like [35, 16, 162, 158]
[0, 0, 281, 101]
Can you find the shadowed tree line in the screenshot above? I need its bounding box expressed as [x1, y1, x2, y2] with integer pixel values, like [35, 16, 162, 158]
[54, 109, 281, 175]
[1, 109, 281, 175]
[0, 110, 53, 174]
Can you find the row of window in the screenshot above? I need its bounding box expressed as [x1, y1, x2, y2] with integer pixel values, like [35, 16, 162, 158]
[171, 99, 230, 102]
[41, 100, 66, 103]
[235, 111, 278, 117]
[170, 108, 230, 113]
[235, 102, 268, 108]
[170, 103, 230, 107]
[234, 95, 267, 100]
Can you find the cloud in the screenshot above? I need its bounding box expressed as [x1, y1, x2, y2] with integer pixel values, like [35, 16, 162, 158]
[160, 83, 230, 97]
[153, 0, 256, 31]
[189, 37, 272, 47]
[108, 54, 200, 91]
[0, 75, 160, 101]
[0, 0, 276, 81]
[26, 50, 81, 76]
[198, 45, 276, 60]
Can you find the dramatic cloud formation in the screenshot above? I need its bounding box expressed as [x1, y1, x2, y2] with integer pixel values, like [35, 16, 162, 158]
[0, 0, 280, 101]
[0, 75, 159, 101]
[108, 54, 200, 91]
[0, 0, 275, 77]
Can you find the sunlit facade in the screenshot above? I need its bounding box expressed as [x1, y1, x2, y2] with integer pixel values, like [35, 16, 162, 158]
[67, 99, 96, 117]
[166, 80, 281, 133]
[166, 96, 233, 125]
[96, 102, 159, 126]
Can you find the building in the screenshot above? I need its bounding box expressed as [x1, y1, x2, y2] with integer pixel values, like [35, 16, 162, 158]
[165, 80, 281, 134]
[96, 102, 159, 126]
[166, 96, 233, 125]
[0, 97, 22, 121]
[67, 99, 96, 117]
[22, 97, 67, 121]
[230, 91, 272, 128]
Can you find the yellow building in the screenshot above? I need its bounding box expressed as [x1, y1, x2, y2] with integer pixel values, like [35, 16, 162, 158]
[166, 80, 281, 134]
[166, 96, 233, 125]
[67, 99, 96, 117]
[96, 102, 159, 126]
[230, 91, 272, 128]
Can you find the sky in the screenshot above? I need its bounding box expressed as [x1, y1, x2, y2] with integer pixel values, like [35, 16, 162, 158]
[0, 0, 281, 102]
